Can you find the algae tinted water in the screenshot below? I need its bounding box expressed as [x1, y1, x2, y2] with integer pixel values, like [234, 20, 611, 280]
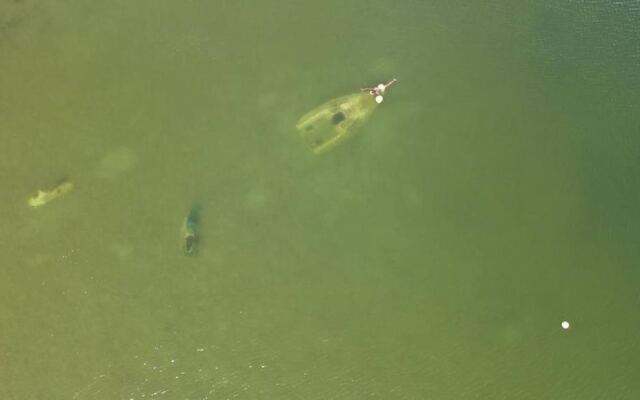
[1, 1, 639, 398]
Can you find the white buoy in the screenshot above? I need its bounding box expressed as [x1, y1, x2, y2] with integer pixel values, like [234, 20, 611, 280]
[561, 320, 570, 330]
[375, 95, 384, 104]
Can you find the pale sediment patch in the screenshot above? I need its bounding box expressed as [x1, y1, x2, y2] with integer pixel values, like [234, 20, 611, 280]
[243, 185, 273, 212]
[112, 242, 134, 261]
[97, 147, 137, 179]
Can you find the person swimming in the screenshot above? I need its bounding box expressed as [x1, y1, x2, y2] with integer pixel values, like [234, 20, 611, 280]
[361, 78, 397, 103]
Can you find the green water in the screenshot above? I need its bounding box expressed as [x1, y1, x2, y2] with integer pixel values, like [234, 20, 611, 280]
[2, 1, 639, 398]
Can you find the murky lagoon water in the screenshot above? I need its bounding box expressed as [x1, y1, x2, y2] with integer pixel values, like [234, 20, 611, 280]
[2, 1, 640, 398]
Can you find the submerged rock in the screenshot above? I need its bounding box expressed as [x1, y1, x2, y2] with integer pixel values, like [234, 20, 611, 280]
[27, 178, 73, 208]
[182, 205, 201, 256]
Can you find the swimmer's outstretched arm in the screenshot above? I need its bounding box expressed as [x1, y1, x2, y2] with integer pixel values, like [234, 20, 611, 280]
[383, 78, 398, 90]
[361, 78, 397, 95]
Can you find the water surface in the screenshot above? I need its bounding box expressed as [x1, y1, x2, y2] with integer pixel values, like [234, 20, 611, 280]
[1, 1, 639, 398]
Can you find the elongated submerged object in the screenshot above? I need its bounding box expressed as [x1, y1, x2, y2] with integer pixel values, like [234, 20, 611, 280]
[182, 205, 201, 256]
[296, 79, 396, 154]
[28, 178, 73, 208]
